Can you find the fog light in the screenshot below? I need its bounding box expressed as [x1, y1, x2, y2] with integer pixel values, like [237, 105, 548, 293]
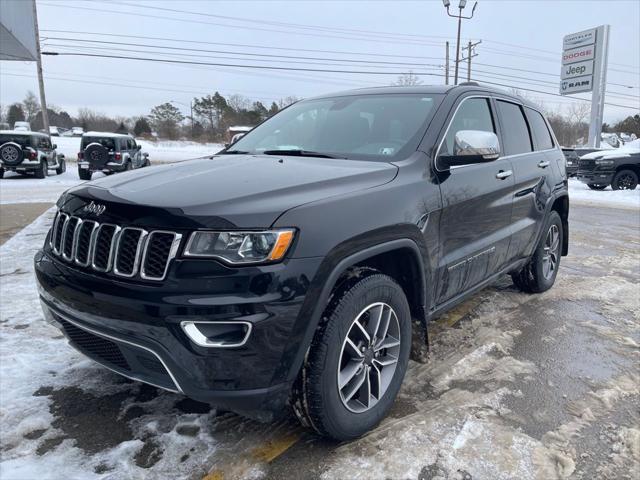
[180, 321, 252, 348]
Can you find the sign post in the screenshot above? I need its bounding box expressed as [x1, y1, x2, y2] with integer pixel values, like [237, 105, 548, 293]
[559, 25, 610, 148]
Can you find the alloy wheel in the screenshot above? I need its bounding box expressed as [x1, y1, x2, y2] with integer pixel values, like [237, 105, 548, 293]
[542, 224, 560, 280]
[2, 146, 18, 163]
[337, 302, 401, 413]
[616, 173, 635, 190]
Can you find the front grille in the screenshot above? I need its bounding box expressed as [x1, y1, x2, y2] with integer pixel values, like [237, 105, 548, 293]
[59, 318, 131, 370]
[578, 159, 596, 170]
[48, 212, 181, 281]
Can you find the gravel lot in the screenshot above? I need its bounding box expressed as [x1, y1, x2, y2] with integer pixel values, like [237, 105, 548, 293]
[0, 193, 638, 479]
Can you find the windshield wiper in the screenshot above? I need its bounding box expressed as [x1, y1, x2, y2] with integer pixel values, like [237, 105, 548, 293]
[221, 149, 250, 154]
[262, 149, 342, 159]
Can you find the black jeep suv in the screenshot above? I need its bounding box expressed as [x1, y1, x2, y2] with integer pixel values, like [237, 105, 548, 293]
[77, 132, 149, 180]
[35, 85, 569, 440]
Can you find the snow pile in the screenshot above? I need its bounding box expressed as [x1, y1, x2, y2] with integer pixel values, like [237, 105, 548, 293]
[568, 179, 640, 209]
[0, 211, 220, 479]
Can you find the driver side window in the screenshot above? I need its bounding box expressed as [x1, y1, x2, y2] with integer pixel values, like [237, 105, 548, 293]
[442, 98, 495, 156]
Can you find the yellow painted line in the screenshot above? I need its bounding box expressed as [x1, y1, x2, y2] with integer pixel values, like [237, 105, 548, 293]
[436, 297, 482, 328]
[202, 429, 303, 480]
[250, 431, 301, 463]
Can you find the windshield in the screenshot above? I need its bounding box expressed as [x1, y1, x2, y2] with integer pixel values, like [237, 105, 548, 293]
[82, 137, 116, 150]
[0, 134, 31, 148]
[227, 93, 443, 161]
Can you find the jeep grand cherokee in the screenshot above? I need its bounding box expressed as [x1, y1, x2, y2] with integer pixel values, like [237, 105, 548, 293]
[35, 84, 569, 440]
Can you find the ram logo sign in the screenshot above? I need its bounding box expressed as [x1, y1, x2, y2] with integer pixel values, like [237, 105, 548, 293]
[560, 76, 593, 95]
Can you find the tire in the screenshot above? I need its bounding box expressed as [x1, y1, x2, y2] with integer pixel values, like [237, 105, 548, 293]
[125, 161, 133, 171]
[143, 158, 150, 167]
[587, 184, 607, 190]
[78, 168, 92, 181]
[34, 160, 46, 179]
[511, 210, 563, 294]
[56, 158, 66, 175]
[0, 167, 4, 179]
[612, 169, 638, 190]
[292, 273, 411, 440]
[0, 143, 23, 167]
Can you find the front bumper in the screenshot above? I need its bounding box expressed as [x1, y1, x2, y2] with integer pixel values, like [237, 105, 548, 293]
[35, 248, 322, 419]
[576, 170, 614, 185]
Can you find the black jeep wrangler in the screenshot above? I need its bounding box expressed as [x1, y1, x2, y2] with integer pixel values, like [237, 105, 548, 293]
[577, 147, 640, 190]
[0, 130, 65, 178]
[77, 132, 149, 180]
[35, 84, 569, 440]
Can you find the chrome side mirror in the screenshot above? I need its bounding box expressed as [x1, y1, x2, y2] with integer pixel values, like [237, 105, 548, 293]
[440, 130, 500, 168]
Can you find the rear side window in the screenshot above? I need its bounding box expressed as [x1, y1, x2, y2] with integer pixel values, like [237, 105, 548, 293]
[496, 100, 532, 156]
[82, 137, 116, 150]
[525, 108, 554, 150]
[441, 97, 495, 156]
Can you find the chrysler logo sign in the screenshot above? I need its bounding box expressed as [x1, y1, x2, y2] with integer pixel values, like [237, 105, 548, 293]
[83, 201, 106, 216]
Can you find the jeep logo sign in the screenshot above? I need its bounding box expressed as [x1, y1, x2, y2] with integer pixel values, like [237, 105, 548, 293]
[561, 60, 594, 80]
[83, 201, 106, 216]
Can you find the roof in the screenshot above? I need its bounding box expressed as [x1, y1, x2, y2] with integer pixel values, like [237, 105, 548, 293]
[0, 129, 47, 136]
[304, 83, 541, 109]
[83, 131, 131, 138]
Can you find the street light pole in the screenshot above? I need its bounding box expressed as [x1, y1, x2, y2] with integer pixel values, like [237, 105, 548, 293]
[443, 0, 478, 85]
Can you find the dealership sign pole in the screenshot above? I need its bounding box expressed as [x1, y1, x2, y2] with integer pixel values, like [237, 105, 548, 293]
[560, 25, 610, 148]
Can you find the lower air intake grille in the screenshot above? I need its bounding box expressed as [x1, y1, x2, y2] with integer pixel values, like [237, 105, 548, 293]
[59, 319, 131, 371]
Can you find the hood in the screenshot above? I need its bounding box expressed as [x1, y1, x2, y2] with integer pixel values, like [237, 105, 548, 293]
[581, 139, 640, 160]
[64, 154, 398, 228]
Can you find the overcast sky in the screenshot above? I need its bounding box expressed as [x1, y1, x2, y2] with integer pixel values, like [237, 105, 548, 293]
[1, 0, 638, 123]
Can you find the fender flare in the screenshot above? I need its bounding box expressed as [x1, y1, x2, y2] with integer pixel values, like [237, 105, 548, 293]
[283, 237, 427, 384]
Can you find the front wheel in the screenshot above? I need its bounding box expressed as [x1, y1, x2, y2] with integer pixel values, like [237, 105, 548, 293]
[587, 183, 607, 190]
[512, 210, 563, 293]
[612, 169, 638, 190]
[34, 160, 47, 179]
[56, 159, 66, 175]
[293, 273, 411, 440]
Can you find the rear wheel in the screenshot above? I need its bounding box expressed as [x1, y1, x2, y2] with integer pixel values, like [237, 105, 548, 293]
[0, 167, 4, 179]
[34, 160, 47, 179]
[587, 184, 607, 190]
[78, 168, 91, 181]
[512, 210, 563, 293]
[612, 169, 638, 190]
[125, 161, 133, 171]
[292, 273, 411, 440]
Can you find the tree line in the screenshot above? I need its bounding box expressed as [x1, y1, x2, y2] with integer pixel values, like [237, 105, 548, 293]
[1, 91, 299, 142]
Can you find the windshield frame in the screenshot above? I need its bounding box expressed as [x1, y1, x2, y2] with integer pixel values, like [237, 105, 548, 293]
[225, 92, 445, 162]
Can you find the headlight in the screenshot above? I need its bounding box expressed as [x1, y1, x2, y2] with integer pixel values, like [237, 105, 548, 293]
[184, 229, 295, 264]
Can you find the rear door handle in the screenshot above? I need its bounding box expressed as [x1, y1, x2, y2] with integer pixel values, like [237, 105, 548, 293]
[496, 170, 513, 180]
[538, 160, 550, 168]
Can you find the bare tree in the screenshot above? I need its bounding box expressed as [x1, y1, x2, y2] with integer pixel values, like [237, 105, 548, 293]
[22, 91, 39, 122]
[394, 71, 422, 86]
[227, 94, 250, 112]
[566, 102, 591, 126]
[277, 96, 300, 109]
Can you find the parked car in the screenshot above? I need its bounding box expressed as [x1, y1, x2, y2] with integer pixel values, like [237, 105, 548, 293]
[577, 140, 640, 190]
[49, 126, 67, 137]
[77, 132, 149, 180]
[13, 121, 31, 131]
[35, 84, 568, 440]
[561, 148, 580, 177]
[0, 130, 65, 178]
[71, 127, 84, 136]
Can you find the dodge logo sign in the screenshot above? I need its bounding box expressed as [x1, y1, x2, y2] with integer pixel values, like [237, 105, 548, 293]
[83, 201, 106, 216]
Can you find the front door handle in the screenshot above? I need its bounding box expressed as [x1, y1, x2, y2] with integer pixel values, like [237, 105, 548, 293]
[496, 170, 513, 180]
[538, 160, 550, 168]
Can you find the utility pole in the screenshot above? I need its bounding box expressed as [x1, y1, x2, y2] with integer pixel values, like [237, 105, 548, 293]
[443, 0, 478, 85]
[461, 40, 481, 82]
[32, 0, 49, 134]
[445, 41, 450, 85]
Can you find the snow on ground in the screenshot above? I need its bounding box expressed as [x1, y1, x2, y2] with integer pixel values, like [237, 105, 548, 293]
[0, 210, 220, 479]
[53, 136, 224, 164]
[568, 179, 640, 210]
[0, 170, 83, 205]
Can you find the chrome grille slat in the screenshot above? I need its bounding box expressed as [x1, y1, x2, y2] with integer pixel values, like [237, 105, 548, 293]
[141, 231, 182, 281]
[113, 227, 148, 278]
[49, 211, 179, 282]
